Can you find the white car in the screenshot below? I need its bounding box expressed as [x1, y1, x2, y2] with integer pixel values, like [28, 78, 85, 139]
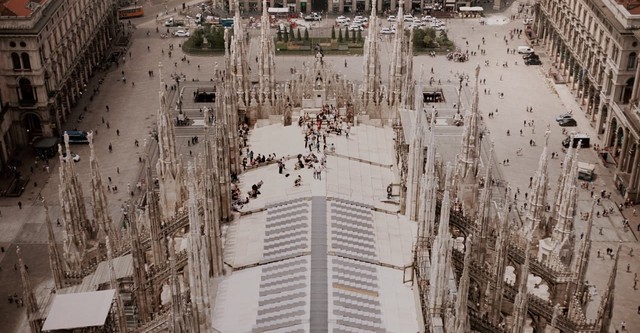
[387, 15, 396, 22]
[380, 27, 395, 34]
[348, 24, 364, 31]
[403, 15, 414, 22]
[174, 30, 190, 37]
[422, 15, 433, 22]
[336, 16, 350, 24]
[62, 152, 80, 162]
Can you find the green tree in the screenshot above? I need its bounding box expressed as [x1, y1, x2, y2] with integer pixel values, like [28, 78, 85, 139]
[357, 29, 362, 43]
[412, 28, 426, 48]
[283, 27, 289, 42]
[331, 26, 336, 39]
[288, 25, 295, 41]
[192, 31, 204, 48]
[338, 28, 343, 43]
[277, 26, 282, 41]
[304, 28, 309, 41]
[296, 28, 301, 41]
[352, 29, 357, 42]
[346, 28, 351, 42]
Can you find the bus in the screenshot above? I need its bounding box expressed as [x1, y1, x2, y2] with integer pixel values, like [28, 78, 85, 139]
[219, 18, 234, 28]
[118, 6, 144, 19]
[62, 130, 89, 144]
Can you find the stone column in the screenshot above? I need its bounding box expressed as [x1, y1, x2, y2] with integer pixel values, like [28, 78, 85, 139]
[390, 0, 395, 12]
[628, 142, 640, 196]
[619, 132, 630, 171]
[365, 0, 369, 12]
[338, 0, 344, 13]
[630, 58, 640, 102]
[351, 0, 356, 12]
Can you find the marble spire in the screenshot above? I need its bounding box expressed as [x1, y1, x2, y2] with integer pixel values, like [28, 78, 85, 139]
[511, 229, 533, 333]
[568, 199, 596, 319]
[44, 201, 64, 289]
[17, 246, 40, 333]
[361, 0, 382, 108]
[455, 65, 481, 215]
[87, 132, 117, 250]
[106, 236, 127, 333]
[186, 165, 214, 331]
[387, 0, 410, 112]
[168, 238, 187, 333]
[231, 0, 251, 107]
[525, 131, 550, 235]
[449, 238, 471, 333]
[595, 245, 620, 331]
[156, 63, 185, 219]
[488, 187, 511, 325]
[418, 111, 438, 241]
[145, 152, 166, 265]
[202, 108, 225, 277]
[429, 164, 453, 316]
[58, 133, 91, 272]
[552, 144, 579, 243]
[407, 109, 426, 220]
[257, 0, 276, 106]
[475, 143, 493, 264]
[128, 204, 151, 323]
[548, 138, 574, 234]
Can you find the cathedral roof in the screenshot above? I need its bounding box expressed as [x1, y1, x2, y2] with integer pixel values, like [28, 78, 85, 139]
[0, 0, 47, 17]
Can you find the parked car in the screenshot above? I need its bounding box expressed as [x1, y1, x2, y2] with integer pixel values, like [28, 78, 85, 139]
[403, 15, 414, 22]
[555, 113, 573, 122]
[173, 30, 190, 37]
[380, 27, 395, 34]
[387, 15, 396, 22]
[517, 46, 535, 54]
[336, 16, 350, 24]
[523, 53, 538, 60]
[62, 152, 81, 162]
[558, 118, 577, 127]
[348, 24, 364, 31]
[525, 58, 542, 65]
[304, 12, 322, 21]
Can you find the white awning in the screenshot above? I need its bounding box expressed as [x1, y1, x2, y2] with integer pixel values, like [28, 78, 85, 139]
[42, 290, 116, 330]
[459, 6, 483, 11]
[268, 7, 290, 13]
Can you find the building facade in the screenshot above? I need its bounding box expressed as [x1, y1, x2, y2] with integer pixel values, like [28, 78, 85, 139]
[535, 0, 640, 201]
[0, 0, 120, 169]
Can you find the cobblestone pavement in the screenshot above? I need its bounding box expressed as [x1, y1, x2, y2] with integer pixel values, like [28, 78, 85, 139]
[0, 0, 638, 331]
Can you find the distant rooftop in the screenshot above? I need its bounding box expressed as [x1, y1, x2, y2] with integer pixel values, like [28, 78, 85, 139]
[0, 0, 46, 17]
[616, 0, 640, 15]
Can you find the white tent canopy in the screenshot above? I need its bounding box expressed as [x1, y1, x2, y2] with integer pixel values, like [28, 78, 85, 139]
[268, 7, 289, 13]
[42, 290, 116, 331]
[459, 6, 484, 11]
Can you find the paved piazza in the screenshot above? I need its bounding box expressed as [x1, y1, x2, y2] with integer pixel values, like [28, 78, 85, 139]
[0, 0, 639, 332]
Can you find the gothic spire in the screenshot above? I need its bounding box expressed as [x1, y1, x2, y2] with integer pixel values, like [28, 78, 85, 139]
[58, 133, 90, 272]
[595, 245, 620, 331]
[156, 63, 184, 219]
[231, 0, 251, 107]
[128, 203, 151, 323]
[451, 238, 471, 333]
[44, 201, 64, 290]
[87, 132, 117, 250]
[186, 165, 213, 331]
[488, 186, 511, 325]
[475, 143, 494, 264]
[407, 110, 426, 220]
[418, 112, 437, 241]
[511, 229, 533, 333]
[552, 144, 579, 243]
[455, 65, 481, 215]
[387, 0, 409, 111]
[429, 164, 453, 316]
[169, 237, 187, 333]
[525, 130, 550, 235]
[145, 149, 166, 265]
[568, 199, 596, 319]
[17, 246, 40, 333]
[106, 236, 127, 333]
[257, 0, 276, 106]
[361, 0, 382, 108]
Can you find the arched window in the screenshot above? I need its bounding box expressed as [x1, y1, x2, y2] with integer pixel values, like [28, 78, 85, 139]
[11, 52, 20, 69]
[628, 52, 637, 70]
[622, 78, 634, 104]
[20, 53, 31, 70]
[18, 78, 35, 103]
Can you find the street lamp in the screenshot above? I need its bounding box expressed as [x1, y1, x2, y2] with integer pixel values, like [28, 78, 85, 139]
[171, 73, 186, 114]
[457, 75, 464, 115]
